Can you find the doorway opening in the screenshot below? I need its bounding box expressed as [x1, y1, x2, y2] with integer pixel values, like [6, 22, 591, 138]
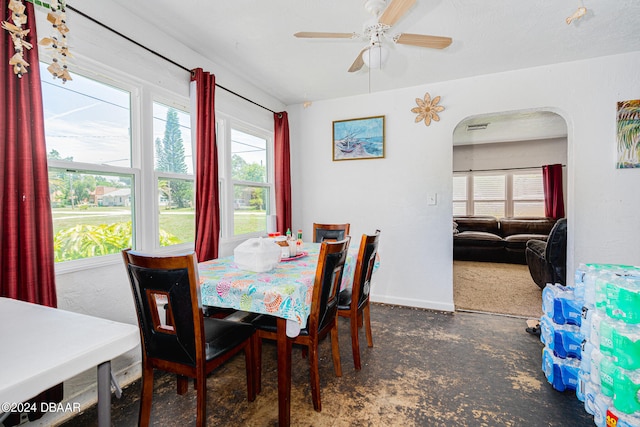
[451, 110, 568, 318]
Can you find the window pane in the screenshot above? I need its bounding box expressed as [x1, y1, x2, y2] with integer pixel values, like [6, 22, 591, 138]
[474, 202, 505, 218]
[233, 185, 268, 235]
[50, 169, 133, 262]
[514, 201, 545, 217]
[513, 173, 543, 200]
[231, 129, 267, 183]
[452, 176, 467, 201]
[158, 178, 194, 246]
[41, 63, 131, 167]
[473, 175, 505, 200]
[153, 103, 193, 174]
[453, 202, 467, 216]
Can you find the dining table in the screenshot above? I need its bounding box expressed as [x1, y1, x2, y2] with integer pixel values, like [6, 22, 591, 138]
[198, 241, 356, 426]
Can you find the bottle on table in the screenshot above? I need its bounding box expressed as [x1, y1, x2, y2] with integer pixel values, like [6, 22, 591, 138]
[296, 230, 303, 253]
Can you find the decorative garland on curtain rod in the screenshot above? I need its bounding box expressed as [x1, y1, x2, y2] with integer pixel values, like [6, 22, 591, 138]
[2, 0, 72, 81]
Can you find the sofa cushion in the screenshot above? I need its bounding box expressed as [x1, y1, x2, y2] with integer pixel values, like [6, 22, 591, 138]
[454, 231, 504, 248]
[504, 234, 548, 250]
[453, 216, 500, 234]
[500, 217, 556, 237]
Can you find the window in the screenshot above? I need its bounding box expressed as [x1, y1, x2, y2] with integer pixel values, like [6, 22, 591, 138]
[452, 175, 467, 216]
[153, 102, 194, 247]
[218, 119, 274, 239]
[41, 63, 196, 265]
[473, 174, 506, 218]
[42, 61, 270, 265]
[42, 63, 136, 263]
[512, 172, 544, 216]
[230, 128, 271, 236]
[453, 169, 544, 218]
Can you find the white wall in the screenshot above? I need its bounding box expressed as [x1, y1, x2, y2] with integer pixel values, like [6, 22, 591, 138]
[289, 51, 640, 313]
[452, 137, 568, 172]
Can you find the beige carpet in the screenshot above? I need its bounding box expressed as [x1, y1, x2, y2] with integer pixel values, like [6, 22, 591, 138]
[453, 260, 543, 318]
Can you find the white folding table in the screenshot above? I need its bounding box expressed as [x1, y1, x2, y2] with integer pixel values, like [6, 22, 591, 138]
[0, 297, 139, 426]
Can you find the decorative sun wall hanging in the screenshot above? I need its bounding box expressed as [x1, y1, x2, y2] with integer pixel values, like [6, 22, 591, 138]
[411, 92, 444, 126]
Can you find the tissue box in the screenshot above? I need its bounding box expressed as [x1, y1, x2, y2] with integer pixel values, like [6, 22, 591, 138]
[234, 237, 282, 272]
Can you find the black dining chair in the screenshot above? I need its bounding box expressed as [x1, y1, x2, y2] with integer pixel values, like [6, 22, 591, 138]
[312, 222, 350, 243]
[252, 237, 351, 412]
[122, 249, 257, 427]
[338, 230, 380, 370]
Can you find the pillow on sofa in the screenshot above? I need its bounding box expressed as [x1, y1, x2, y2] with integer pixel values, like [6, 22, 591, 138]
[453, 221, 459, 235]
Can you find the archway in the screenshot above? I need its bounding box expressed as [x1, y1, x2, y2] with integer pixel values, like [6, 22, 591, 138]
[451, 109, 568, 317]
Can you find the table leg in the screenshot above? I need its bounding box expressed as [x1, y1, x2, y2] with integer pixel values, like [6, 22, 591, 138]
[276, 317, 292, 427]
[97, 361, 111, 427]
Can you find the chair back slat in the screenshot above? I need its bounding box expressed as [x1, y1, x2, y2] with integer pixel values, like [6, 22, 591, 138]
[123, 250, 204, 367]
[310, 238, 350, 332]
[313, 223, 350, 243]
[354, 231, 381, 309]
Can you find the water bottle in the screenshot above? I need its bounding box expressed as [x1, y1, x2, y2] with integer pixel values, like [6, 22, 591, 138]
[542, 283, 583, 326]
[581, 303, 594, 342]
[599, 354, 617, 397]
[606, 407, 640, 427]
[611, 321, 640, 370]
[580, 340, 595, 375]
[606, 276, 640, 325]
[593, 391, 613, 427]
[590, 349, 604, 387]
[583, 377, 598, 415]
[542, 347, 580, 392]
[613, 367, 640, 415]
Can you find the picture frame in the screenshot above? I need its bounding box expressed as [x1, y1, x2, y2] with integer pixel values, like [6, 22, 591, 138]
[617, 99, 640, 169]
[332, 115, 385, 161]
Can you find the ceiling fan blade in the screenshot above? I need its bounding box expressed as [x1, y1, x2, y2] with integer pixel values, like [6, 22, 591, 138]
[378, 0, 416, 27]
[294, 32, 355, 39]
[395, 33, 452, 49]
[348, 49, 366, 73]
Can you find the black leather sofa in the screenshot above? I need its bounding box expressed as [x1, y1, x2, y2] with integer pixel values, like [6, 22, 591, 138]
[453, 216, 557, 264]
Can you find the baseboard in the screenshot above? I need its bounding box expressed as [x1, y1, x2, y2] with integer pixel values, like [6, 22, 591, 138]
[370, 294, 455, 312]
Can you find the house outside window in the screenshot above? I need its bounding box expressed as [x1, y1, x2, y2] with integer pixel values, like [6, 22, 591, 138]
[42, 63, 136, 263]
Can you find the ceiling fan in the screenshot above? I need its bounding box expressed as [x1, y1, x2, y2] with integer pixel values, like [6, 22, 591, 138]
[294, 0, 452, 73]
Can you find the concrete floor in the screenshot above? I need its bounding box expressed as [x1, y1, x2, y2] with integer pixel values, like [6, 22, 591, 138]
[60, 304, 592, 426]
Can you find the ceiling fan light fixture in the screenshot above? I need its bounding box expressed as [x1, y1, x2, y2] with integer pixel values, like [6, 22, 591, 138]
[362, 44, 389, 69]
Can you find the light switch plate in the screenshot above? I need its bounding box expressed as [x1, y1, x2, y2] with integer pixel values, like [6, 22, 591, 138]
[428, 193, 437, 205]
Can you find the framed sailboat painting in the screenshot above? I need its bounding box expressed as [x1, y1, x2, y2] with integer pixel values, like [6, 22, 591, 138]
[333, 115, 385, 161]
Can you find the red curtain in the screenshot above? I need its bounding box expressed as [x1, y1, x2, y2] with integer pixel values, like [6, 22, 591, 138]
[542, 163, 565, 219]
[274, 112, 292, 234]
[191, 68, 220, 262]
[0, 0, 57, 307]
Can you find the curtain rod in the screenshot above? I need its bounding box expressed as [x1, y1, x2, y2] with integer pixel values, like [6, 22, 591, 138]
[65, 4, 278, 115]
[453, 164, 566, 173]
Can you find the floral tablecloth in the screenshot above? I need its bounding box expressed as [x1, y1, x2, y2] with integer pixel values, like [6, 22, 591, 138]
[199, 243, 356, 330]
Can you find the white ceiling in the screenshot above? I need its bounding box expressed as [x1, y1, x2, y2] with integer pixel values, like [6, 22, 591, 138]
[453, 110, 568, 145]
[86, 0, 640, 107]
[75, 0, 638, 142]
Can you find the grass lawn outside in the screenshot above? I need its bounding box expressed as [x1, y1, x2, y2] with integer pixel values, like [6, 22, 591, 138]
[52, 207, 267, 244]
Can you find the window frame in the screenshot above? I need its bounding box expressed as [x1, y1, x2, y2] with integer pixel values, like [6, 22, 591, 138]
[152, 97, 195, 250]
[42, 61, 198, 273]
[453, 168, 544, 218]
[217, 114, 275, 242]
